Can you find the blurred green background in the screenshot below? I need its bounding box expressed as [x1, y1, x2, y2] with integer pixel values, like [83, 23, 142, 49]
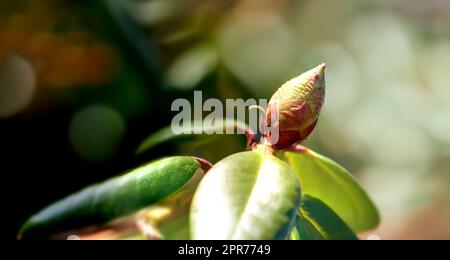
[1, 0, 449, 239]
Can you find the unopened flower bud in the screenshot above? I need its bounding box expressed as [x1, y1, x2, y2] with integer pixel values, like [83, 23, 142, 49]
[265, 63, 326, 149]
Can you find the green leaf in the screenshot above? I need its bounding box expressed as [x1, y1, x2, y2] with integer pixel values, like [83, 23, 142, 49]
[136, 167, 205, 240]
[285, 149, 379, 232]
[137, 119, 251, 154]
[290, 196, 358, 240]
[190, 151, 301, 240]
[19, 156, 201, 239]
[289, 213, 324, 240]
[299, 195, 358, 240]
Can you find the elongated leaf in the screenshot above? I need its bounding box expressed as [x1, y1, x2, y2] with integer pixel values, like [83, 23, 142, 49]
[20, 156, 201, 239]
[136, 168, 205, 240]
[297, 195, 357, 240]
[137, 119, 251, 154]
[50, 168, 205, 240]
[285, 150, 379, 232]
[190, 151, 301, 240]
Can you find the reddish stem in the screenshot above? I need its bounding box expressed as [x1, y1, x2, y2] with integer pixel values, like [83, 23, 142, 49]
[194, 157, 213, 172]
[245, 131, 260, 149]
[285, 144, 309, 154]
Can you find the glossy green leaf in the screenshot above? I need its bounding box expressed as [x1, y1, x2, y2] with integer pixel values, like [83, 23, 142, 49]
[190, 151, 301, 240]
[285, 150, 379, 232]
[136, 168, 205, 240]
[294, 195, 358, 240]
[19, 156, 201, 239]
[137, 119, 251, 154]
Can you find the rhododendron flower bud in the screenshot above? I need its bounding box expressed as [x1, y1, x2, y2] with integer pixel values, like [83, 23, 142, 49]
[265, 63, 326, 149]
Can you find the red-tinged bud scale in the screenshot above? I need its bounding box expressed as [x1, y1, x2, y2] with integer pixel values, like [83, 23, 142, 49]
[265, 63, 326, 149]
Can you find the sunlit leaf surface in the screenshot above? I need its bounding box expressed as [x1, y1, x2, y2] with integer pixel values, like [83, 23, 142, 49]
[191, 151, 301, 240]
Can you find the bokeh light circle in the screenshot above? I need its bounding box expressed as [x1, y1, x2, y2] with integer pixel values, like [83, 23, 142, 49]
[0, 54, 36, 118]
[69, 105, 126, 162]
